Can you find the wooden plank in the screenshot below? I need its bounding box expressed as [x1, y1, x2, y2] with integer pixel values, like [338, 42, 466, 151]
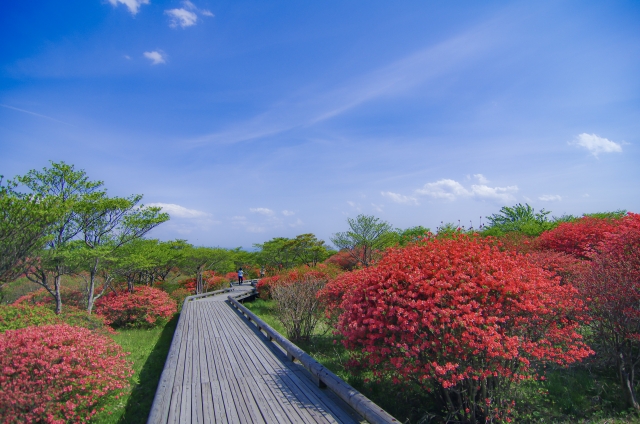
[149, 299, 191, 424]
[213, 302, 331, 424]
[192, 304, 204, 424]
[179, 304, 196, 424]
[201, 304, 241, 424]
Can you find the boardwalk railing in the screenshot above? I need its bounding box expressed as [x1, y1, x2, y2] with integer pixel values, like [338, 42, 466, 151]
[228, 296, 398, 424]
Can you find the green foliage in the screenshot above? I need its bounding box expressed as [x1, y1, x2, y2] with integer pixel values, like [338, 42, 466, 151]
[331, 214, 396, 267]
[0, 304, 60, 332]
[483, 203, 555, 236]
[254, 233, 334, 270]
[394, 225, 431, 246]
[0, 177, 63, 281]
[584, 209, 627, 219]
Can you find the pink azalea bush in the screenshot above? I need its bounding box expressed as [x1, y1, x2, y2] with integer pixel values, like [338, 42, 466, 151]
[0, 324, 132, 423]
[94, 286, 177, 328]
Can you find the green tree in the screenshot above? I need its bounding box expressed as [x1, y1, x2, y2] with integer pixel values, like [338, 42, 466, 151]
[14, 161, 103, 313]
[395, 225, 431, 246]
[180, 246, 233, 294]
[0, 177, 62, 282]
[331, 214, 395, 267]
[74, 193, 169, 313]
[482, 203, 553, 237]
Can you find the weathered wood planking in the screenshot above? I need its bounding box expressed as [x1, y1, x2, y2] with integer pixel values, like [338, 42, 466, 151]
[149, 286, 372, 423]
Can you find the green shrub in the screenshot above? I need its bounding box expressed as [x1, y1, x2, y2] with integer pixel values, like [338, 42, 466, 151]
[0, 304, 61, 332]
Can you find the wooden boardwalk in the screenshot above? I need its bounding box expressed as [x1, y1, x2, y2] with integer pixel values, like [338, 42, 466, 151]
[148, 286, 366, 423]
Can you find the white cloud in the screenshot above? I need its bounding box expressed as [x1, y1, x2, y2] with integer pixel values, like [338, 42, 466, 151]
[381, 191, 418, 205]
[415, 179, 470, 200]
[414, 178, 518, 203]
[470, 184, 518, 202]
[539, 194, 562, 202]
[124, 55, 131, 60]
[371, 203, 384, 213]
[571, 133, 623, 157]
[143, 51, 166, 65]
[165, 8, 198, 28]
[289, 218, 304, 227]
[473, 174, 489, 184]
[282, 210, 295, 216]
[108, 0, 149, 15]
[250, 207, 275, 216]
[201, 10, 214, 17]
[147, 203, 209, 218]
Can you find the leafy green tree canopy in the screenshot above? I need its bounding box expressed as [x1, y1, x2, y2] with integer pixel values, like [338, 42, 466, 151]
[331, 214, 395, 267]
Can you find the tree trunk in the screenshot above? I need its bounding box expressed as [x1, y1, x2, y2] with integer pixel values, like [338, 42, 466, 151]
[87, 257, 99, 315]
[619, 351, 640, 410]
[54, 274, 62, 315]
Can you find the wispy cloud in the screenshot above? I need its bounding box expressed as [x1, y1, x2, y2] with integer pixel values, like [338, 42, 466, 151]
[165, 1, 213, 28]
[539, 194, 562, 202]
[571, 133, 623, 157]
[473, 174, 489, 184]
[250, 207, 275, 216]
[165, 8, 198, 28]
[108, 0, 149, 15]
[0, 104, 72, 126]
[413, 178, 518, 203]
[381, 191, 418, 205]
[282, 210, 295, 216]
[143, 51, 166, 65]
[190, 18, 503, 145]
[147, 203, 209, 218]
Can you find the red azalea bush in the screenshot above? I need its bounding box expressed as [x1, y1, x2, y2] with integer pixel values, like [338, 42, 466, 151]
[574, 212, 640, 409]
[256, 264, 342, 300]
[324, 249, 361, 271]
[336, 234, 592, 423]
[538, 215, 622, 259]
[169, 288, 191, 311]
[180, 271, 229, 294]
[13, 286, 86, 310]
[0, 324, 132, 423]
[94, 286, 177, 328]
[524, 250, 588, 285]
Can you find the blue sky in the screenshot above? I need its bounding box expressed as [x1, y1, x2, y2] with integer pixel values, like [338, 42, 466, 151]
[1, 0, 639, 249]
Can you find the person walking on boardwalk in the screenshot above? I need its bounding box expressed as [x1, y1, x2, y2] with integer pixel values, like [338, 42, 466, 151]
[238, 267, 244, 285]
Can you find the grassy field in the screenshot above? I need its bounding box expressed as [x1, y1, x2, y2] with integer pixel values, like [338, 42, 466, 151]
[92, 315, 178, 424]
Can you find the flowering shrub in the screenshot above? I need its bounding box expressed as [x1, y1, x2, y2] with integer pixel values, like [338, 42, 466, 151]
[336, 234, 592, 423]
[94, 286, 176, 328]
[256, 264, 341, 300]
[324, 249, 361, 271]
[0, 324, 132, 423]
[524, 250, 588, 285]
[181, 271, 228, 294]
[0, 305, 61, 332]
[538, 215, 622, 259]
[13, 286, 86, 309]
[1, 303, 113, 335]
[169, 288, 191, 311]
[575, 212, 640, 409]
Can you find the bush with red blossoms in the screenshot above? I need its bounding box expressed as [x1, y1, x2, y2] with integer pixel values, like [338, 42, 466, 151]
[180, 271, 229, 294]
[256, 264, 342, 300]
[13, 286, 86, 310]
[335, 234, 592, 423]
[0, 324, 132, 423]
[538, 215, 622, 259]
[94, 286, 176, 329]
[574, 212, 640, 409]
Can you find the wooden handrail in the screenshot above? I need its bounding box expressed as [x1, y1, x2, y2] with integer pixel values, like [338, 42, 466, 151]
[227, 296, 399, 424]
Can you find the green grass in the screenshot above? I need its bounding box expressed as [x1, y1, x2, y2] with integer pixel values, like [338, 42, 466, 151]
[92, 315, 178, 424]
